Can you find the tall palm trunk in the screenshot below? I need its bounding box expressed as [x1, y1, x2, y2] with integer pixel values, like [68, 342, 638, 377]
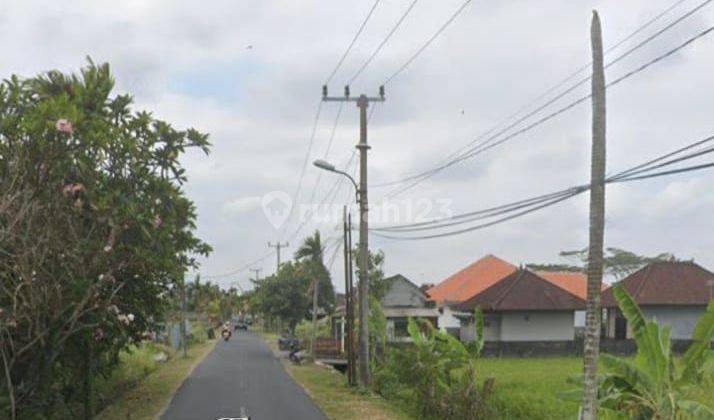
[581, 11, 607, 420]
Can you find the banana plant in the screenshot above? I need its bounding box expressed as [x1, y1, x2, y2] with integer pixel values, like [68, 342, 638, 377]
[597, 286, 714, 419]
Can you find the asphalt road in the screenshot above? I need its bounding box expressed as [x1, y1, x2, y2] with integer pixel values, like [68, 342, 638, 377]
[161, 331, 327, 420]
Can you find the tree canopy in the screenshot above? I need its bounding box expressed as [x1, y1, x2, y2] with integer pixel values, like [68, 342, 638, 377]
[0, 60, 210, 418]
[527, 247, 683, 279]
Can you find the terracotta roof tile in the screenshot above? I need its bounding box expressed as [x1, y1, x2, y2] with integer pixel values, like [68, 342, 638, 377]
[537, 271, 588, 300]
[426, 255, 517, 304]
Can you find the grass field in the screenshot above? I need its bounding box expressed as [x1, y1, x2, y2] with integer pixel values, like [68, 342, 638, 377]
[476, 355, 714, 420]
[476, 357, 581, 419]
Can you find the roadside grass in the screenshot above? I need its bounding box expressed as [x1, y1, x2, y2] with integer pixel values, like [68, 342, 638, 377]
[287, 364, 413, 420]
[95, 342, 173, 408]
[95, 338, 216, 420]
[258, 330, 413, 420]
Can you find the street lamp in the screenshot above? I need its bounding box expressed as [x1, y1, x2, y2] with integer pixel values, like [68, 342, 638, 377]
[313, 159, 359, 202]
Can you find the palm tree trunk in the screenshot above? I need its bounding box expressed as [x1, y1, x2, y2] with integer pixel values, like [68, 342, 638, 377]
[581, 10, 607, 420]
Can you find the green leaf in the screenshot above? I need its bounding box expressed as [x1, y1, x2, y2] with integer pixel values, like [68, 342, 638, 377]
[678, 399, 714, 420]
[600, 353, 654, 396]
[680, 301, 714, 384]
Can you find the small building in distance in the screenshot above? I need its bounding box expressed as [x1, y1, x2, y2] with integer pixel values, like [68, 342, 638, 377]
[601, 260, 714, 340]
[380, 274, 439, 343]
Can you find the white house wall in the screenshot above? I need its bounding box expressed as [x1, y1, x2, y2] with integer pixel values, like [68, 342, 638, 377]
[438, 306, 463, 331]
[460, 313, 501, 342]
[642, 306, 707, 340]
[500, 311, 575, 342]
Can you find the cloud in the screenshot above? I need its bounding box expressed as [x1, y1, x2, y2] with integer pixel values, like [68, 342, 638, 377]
[3, 0, 714, 290]
[222, 197, 262, 216]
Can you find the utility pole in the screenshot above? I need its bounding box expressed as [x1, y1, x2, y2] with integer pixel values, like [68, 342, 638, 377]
[323, 85, 385, 387]
[249, 268, 262, 282]
[343, 206, 356, 386]
[268, 242, 289, 274]
[581, 11, 607, 420]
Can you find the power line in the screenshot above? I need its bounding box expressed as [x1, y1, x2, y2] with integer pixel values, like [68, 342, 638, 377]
[371, 134, 714, 239]
[381, 22, 714, 198]
[384, 0, 473, 85]
[348, 0, 419, 84]
[283, 101, 324, 236]
[202, 251, 275, 279]
[375, 0, 712, 192]
[325, 0, 382, 85]
[308, 102, 345, 206]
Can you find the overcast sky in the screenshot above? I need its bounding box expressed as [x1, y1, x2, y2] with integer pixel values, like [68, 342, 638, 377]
[2, 0, 713, 291]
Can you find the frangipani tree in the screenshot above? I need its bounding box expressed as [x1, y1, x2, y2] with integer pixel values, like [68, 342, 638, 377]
[0, 60, 210, 419]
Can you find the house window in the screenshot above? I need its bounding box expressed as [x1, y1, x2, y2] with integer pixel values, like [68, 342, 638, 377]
[393, 318, 409, 338]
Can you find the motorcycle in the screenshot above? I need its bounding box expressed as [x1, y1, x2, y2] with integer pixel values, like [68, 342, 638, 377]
[221, 329, 232, 342]
[288, 342, 302, 364]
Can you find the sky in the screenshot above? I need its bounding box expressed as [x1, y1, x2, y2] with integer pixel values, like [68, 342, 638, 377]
[2, 0, 713, 292]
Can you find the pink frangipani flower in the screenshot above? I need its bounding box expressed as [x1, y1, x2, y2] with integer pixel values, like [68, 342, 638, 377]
[55, 119, 73, 135]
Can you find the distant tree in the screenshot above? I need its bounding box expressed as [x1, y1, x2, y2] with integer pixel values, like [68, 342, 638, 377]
[525, 263, 584, 273]
[251, 261, 311, 332]
[531, 247, 682, 280]
[295, 231, 335, 313]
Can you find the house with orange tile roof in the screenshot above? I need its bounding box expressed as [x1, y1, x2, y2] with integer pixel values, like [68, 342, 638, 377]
[426, 255, 517, 337]
[427, 255, 589, 343]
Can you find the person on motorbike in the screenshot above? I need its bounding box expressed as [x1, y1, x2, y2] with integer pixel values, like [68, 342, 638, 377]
[221, 324, 232, 341]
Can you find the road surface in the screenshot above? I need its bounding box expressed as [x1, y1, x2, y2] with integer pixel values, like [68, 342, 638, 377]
[161, 331, 327, 420]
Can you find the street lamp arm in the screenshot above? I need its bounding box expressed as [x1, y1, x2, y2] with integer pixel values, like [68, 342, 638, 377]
[334, 169, 358, 192]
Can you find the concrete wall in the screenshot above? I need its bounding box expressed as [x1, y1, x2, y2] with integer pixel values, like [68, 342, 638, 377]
[381, 277, 428, 308]
[606, 306, 707, 340]
[500, 311, 575, 342]
[460, 313, 502, 342]
[642, 306, 707, 340]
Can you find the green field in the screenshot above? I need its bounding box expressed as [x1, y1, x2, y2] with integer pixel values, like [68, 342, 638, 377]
[476, 356, 714, 420]
[477, 357, 581, 419]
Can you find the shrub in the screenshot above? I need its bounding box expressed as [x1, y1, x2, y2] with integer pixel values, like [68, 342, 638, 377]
[374, 311, 494, 420]
[294, 319, 331, 348]
[561, 286, 714, 419]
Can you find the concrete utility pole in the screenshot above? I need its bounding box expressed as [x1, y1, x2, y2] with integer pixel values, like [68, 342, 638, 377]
[323, 84, 385, 387]
[249, 268, 262, 282]
[268, 242, 289, 274]
[581, 11, 607, 420]
[343, 206, 357, 386]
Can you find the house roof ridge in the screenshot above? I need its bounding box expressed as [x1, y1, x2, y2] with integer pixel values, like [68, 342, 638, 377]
[493, 269, 526, 308]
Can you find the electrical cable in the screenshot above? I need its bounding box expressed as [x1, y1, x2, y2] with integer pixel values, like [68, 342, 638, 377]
[325, 0, 382, 85]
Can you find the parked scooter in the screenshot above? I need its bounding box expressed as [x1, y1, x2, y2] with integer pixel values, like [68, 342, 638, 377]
[288, 341, 302, 364]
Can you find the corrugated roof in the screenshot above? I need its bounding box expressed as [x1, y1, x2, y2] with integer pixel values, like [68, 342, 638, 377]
[601, 261, 714, 307]
[426, 255, 517, 304]
[457, 269, 587, 311]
